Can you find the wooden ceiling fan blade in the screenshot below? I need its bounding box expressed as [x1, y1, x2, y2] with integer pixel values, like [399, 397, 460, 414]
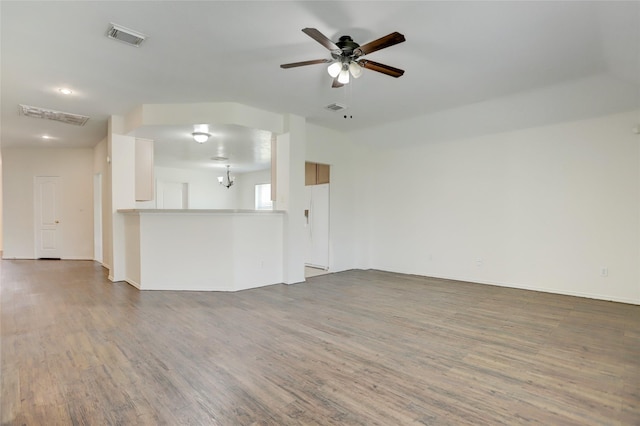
[332, 78, 344, 88]
[355, 32, 405, 56]
[302, 28, 340, 51]
[357, 60, 405, 78]
[280, 59, 331, 69]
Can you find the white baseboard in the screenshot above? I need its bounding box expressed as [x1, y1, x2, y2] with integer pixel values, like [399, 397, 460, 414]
[373, 269, 640, 306]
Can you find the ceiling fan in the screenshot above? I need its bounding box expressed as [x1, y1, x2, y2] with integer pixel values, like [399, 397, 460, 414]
[280, 28, 406, 88]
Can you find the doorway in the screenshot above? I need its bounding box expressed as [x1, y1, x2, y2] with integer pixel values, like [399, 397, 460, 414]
[157, 181, 188, 209]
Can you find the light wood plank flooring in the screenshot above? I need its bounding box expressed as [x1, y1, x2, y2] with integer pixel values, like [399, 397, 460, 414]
[1, 259, 638, 425]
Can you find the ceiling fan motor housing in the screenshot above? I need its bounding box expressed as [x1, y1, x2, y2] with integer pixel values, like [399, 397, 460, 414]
[334, 35, 360, 60]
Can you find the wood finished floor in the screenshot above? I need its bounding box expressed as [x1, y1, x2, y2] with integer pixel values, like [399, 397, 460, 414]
[1, 260, 639, 425]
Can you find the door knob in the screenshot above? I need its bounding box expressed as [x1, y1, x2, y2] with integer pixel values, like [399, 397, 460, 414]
[55, 220, 60, 224]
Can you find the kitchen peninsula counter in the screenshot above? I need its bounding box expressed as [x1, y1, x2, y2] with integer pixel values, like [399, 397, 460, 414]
[118, 209, 284, 291]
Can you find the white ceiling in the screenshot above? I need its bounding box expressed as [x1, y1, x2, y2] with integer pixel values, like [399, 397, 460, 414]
[1, 1, 638, 171]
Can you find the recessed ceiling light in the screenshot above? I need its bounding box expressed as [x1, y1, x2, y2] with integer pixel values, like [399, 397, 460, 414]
[42, 135, 51, 139]
[58, 88, 73, 95]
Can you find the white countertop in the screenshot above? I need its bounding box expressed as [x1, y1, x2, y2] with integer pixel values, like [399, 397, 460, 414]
[118, 209, 285, 214]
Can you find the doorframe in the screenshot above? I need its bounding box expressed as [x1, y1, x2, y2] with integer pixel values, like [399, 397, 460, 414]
[93, 173, 103, 263]
[305, 182, 330, 271]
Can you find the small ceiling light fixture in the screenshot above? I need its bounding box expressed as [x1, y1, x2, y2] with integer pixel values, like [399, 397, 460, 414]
[42, 135, 51, 139]
[58, 88, 73, 95]
[192, 132, 211, 143]
[218, 165, 235, 189]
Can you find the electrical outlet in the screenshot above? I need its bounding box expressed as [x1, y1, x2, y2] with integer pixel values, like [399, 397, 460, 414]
[600, 267, 608, 277]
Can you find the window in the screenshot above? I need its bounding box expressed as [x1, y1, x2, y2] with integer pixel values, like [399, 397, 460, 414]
[255, 183, 273, 210]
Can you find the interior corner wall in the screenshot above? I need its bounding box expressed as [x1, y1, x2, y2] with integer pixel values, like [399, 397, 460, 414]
[354, 110, 640, 304]
[306, 123, 360, 272]
[1, 147, 94, 260]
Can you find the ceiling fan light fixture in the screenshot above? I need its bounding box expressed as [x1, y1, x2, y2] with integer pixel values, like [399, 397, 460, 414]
[337, 67, 350, 84]
[327, 61, 342, 78]
[349, 61, 363, 78]
[192, 132, 211, 143]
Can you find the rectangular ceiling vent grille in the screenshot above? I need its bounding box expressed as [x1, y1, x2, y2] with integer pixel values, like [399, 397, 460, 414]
[325, 103, 347, 112]
[18, 104, 90, 126]
[106, 23, 146, 47]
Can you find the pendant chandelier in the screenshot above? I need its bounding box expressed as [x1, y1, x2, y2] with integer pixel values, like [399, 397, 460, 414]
[218, 165, 235, 189]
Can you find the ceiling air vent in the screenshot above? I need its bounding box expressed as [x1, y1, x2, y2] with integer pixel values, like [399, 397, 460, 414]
[106, 23, 146, 47]
[325, 103, 347, 112]
[18, 104, 90, 126]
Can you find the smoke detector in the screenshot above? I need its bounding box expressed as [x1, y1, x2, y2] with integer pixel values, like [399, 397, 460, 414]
[106, 23, 147, 47]
[325, 103, 348, 112]
[18, 104, 89, 126]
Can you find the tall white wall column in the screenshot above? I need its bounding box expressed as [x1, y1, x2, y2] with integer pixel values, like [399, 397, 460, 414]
[107, 116, 136, 282]
[275, 114, 306, 284]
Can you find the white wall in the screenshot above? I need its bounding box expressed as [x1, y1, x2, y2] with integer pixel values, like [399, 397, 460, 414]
[353, 110, 640, 304]
[276, 114, 307, 284]
[109, 131, 136, 281]
[2, 147, 94, 259]
[93, 138, 110, 267]
[0, 153, 3, 252]
[136, 166, 239, 209]
[306, 123, 360, 273]
[126, 211, 283, 291]
[237, 168, 271, 210]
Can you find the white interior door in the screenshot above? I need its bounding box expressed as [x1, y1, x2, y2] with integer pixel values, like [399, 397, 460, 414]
[157, 181, 188, 209]
[34, 176, 61, 259]
[305, 183, 330, 269]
